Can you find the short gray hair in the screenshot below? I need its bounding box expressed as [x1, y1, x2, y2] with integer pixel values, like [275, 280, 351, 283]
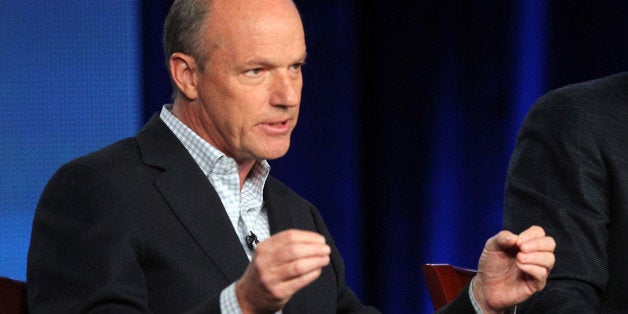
[163, 0, 212, 72]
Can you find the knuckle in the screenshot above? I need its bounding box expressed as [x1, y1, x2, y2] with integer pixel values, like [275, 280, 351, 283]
[286, 231, 299, 242]
[292, 260, 305, 274]
[288, 245, 300, 257]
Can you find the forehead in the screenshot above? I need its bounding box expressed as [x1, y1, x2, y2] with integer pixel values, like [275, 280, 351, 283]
[204, 0, 305, 66]
[204, 0, 305, 62]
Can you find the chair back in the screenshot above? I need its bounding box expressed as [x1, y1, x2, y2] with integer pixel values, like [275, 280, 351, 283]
[422, 263, 476, 310]
[0, 277, 28, 314]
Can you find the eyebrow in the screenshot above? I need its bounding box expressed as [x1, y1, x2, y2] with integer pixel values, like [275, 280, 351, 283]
[243, 52, 307, 68]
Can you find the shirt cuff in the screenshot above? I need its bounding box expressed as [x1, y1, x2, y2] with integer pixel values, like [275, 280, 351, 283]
[469, 277, 484, 314]
[220, 282, 244, 314]
[468, 277, 517, 314]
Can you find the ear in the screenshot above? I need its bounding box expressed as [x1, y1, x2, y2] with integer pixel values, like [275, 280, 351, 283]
[169, 52, 199, 100]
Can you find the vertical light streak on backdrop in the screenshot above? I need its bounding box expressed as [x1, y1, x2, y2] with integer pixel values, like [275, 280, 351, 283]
[509, 0, 547, 152]
[423, 46, 465, 314]
[424, 29, 465, 267]
[0, 1, 141, 280]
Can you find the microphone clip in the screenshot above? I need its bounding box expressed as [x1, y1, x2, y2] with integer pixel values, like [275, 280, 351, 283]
[245, 230, 260, 252]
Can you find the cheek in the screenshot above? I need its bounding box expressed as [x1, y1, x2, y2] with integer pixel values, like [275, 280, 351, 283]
[208, 84, 251, 121]
[238, 89, 270, 116]
[208, 77, 273, 130]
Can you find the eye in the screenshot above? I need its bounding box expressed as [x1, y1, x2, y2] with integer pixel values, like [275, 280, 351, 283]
[244, 68, 264, 77]
[289, 62, 304, 72]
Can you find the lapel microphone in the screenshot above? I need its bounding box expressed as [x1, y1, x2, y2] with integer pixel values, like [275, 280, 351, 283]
[245, 231, 259, 252]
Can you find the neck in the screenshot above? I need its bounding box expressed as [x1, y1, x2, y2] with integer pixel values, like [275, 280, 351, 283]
[237, 160, 256, 190]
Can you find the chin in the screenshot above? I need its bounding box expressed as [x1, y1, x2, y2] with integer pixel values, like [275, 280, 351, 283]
[262, 150, 289, 161]
[260, 146, 290, 161]
[245, 137, 291, 161]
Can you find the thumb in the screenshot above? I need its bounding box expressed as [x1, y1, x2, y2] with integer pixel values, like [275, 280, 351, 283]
[486, 230, 518, 252]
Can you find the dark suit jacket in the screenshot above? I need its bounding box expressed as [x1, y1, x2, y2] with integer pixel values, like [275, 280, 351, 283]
[27, 114, 476, 313]
[503, 72, 628, 313]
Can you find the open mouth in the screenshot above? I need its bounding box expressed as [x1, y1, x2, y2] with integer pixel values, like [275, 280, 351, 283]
[260, 120, 290, 134]
[267, 121, 287, 127]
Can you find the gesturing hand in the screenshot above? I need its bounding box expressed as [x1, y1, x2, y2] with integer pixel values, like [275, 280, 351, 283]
[235, 229, 331, 313]
[472, 225, 556, 313]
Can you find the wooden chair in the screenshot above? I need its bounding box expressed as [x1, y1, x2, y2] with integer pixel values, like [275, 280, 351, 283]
[0, 277, 28, 314]
[422, 263, 477, 310]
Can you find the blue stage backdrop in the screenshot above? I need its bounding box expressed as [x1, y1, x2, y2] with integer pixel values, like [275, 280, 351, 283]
[0, 1, 141, 280]
[1, 1, 627, 313]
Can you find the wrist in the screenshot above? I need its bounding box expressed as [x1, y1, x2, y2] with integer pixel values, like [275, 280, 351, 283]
[471, 276, 502, 314]
[235, 280, 278, 314]
[235, 280, 253, 314]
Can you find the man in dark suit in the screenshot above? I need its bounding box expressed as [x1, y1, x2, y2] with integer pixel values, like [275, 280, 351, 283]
[27, 0, 555, 313]
[504, 72, 628, 313]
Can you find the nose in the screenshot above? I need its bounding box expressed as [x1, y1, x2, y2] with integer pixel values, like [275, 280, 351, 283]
[270, 70, 301, 108]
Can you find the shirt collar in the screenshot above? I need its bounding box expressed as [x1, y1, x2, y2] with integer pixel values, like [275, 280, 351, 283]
[159, 104, 271, 180]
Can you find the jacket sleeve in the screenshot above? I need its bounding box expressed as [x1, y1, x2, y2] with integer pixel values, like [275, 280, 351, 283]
[27, 160, 227, 314]
[27, 162, 156, 313]
[502, 89, 610, 312]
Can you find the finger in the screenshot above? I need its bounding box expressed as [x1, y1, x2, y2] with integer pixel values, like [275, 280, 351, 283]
[253, 256, 328, 302]
[517, 251, 555, 270]
[273, 254, 331, 280]
[485, 230, 518, 251]
[271, 229, 327, 245]
[517, 225, 546, 241]
[515, 263, 551, 288]
[518, 236, 556, 253]
[271, 266, 324, 299]
[258, 242, 331, 264]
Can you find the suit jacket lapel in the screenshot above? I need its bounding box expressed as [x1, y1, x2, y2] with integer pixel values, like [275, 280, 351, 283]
[264, 178, 309, 313]
[265, 177, 297, 235]
[137, 115, 249, 283]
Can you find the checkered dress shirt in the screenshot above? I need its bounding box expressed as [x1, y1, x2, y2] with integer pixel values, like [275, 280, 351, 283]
[160, 105, 275, 313]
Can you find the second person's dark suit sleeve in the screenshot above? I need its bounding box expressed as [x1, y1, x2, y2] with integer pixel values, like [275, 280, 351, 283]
[503, 89, 611, 312]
